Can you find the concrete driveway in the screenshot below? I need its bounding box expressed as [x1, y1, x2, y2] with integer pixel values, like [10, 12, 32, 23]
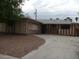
[22, 35, 79, 59]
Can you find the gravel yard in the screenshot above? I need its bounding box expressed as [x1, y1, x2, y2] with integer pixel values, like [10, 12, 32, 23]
[0, 34, 45, 58]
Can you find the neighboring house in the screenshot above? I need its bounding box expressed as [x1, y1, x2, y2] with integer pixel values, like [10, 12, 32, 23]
[0, 18, 79, 36]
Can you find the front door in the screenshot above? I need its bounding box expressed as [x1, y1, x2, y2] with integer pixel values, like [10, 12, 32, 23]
[41, 25, 47, 34]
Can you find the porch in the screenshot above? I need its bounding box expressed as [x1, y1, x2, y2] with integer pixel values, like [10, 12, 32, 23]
[41, 24, 76, 36]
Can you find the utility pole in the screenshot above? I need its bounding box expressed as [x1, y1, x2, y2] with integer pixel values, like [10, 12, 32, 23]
[34, 9, 37, 20]
[27, 0, 37, 20]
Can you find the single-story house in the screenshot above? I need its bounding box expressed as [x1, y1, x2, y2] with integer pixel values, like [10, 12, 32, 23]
[0, 18, 79, 36]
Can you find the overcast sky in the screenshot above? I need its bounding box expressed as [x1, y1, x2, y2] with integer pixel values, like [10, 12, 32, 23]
[22, 0, 79, 19]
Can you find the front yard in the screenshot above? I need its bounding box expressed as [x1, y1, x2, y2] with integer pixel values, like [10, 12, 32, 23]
[0, 34, 45, 58]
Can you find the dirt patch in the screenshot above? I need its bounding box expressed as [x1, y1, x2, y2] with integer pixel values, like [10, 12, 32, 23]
[0, 35, 45, 58]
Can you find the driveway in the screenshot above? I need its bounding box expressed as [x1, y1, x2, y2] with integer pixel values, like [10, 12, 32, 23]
[22, 35, 79, 59]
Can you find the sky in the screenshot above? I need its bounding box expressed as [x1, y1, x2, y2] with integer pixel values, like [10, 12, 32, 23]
[22, 0, 79, 20]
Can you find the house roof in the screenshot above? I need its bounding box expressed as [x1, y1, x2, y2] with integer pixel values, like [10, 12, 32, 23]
[19, 18, 79, 24]
[17, 18, 42, 24]
[36, 20, 73, 24]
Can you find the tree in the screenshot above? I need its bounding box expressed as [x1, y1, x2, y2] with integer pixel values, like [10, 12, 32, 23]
[50, 18, 53, 20]
[56, 18, 59, 20]
[66, 17, 72, 22]
[75, 17, 78, 22]
[0, 0, 24, 33]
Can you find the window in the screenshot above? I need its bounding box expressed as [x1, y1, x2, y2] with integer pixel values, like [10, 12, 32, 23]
[61, 25, 70, 29]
